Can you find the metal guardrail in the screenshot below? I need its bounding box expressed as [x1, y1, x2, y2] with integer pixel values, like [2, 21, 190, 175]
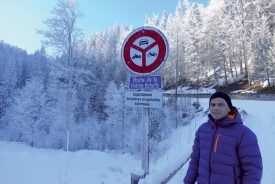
[161, 156, 191, 184]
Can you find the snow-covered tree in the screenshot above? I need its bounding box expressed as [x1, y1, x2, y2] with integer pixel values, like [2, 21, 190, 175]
[4, 79, 54, 147]
[38, 0, 83, 151]
[250, 15, 273, 86]
[184, 3, 203, 83]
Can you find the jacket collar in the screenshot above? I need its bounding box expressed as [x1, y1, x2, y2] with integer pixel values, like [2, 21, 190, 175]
[208, 107, 243, 127]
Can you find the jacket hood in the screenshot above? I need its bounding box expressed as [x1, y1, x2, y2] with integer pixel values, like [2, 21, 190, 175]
[208, 107, 243, 127]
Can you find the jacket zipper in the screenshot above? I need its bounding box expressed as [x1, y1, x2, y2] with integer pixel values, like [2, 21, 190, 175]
[208, 127, 219, 184]
[214, 133, 220, 153]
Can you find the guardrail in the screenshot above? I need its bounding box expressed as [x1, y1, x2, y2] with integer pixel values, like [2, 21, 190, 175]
[160, 156, 191, 184]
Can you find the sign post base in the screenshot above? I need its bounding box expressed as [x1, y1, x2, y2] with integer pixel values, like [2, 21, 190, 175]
[131, 173, 146, 184]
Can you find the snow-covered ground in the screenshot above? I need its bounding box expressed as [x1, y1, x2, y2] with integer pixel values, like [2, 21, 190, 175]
[164, 86, 216, 94]
[0, 142, 139, 184]
[0, 114, 201, 184]
[0, 98, 274, 184]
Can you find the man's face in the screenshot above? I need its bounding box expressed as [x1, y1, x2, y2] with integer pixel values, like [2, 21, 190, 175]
[209, 97, 231, 120]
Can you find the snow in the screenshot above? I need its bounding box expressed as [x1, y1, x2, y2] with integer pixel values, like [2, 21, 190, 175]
[164, 86, 216, 94]
[0, 98, 274, 184]
[263, 79, 275, 88]
[0, 142, 139, 184]
[231, 89, 257, 94]
[139, 112, 204, 184]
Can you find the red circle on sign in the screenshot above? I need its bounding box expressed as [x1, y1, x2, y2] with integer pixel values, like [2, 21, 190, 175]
[121, 27, 169, 75]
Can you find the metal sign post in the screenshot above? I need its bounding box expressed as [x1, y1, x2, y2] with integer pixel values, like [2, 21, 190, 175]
[122, 26, 169, 181]
[142, 107, 150, 175]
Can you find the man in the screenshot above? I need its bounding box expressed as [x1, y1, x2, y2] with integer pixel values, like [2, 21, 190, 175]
[184, 91, 262, 184]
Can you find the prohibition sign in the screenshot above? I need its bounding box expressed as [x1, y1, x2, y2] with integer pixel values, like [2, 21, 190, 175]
[121, 26, 169, 75]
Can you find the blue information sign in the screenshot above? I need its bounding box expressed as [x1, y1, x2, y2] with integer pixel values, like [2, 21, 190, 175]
[129, 76, 162, 90]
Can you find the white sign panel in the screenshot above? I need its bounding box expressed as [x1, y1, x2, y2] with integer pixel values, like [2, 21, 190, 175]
[125, 90, 162, 108]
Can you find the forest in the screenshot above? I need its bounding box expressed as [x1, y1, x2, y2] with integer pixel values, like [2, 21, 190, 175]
[0, 0, 274, 160]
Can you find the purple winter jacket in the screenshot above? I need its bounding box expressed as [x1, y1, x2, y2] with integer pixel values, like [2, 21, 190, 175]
[184, 107, 262, 184]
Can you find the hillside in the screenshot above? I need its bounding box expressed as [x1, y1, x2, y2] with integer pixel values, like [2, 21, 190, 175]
[215, 79, 275, 94]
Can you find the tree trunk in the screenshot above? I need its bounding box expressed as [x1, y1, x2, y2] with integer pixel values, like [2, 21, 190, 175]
[223, 56, 228, 86]
[240, 50, 244, 75]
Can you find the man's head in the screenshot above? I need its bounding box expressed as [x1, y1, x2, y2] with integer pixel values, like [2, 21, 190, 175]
[209, 92, 233, 120]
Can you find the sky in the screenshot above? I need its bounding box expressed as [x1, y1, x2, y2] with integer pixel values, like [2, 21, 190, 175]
[0, 0, 209, 54]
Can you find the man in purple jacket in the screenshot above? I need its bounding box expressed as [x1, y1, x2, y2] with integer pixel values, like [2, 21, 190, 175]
[184, 91, 262, 184]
